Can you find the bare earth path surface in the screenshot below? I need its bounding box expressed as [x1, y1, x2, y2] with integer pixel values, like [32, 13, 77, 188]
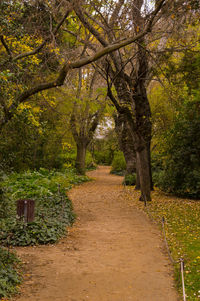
[13, 166, 178, 301]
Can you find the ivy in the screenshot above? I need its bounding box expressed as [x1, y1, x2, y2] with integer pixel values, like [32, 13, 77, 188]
[0, 168, 89, 246]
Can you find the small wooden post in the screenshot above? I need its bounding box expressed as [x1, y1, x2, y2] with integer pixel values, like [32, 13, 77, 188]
[17, 199, 35, 222]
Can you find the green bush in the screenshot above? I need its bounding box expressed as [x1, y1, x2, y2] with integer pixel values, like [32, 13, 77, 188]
[0, 247, 21, 299]
[0, 168, 89, 246]
[60, 150, 77, 168]
[153, 98, 200, 198]
[61, 150, 95, 170]
[0, 168, 89, 299]
[0, 194, 75, 246]
[123, 173, 136, 186]
[85, 151, 96, 169]
[110, 151, 126, 175]
[94, 150, 113, 165]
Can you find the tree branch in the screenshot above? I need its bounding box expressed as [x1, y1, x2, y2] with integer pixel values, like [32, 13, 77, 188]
[6, 7, 72, 64]
[73, 4, 108, 47]
[13, 29, 151, 108]
[70, 112, 79, 143]
[146, 0, 166, 32]
[4, 1, 165, 127]
[0, 35, 12, 59]
[63, 28, 97, 51]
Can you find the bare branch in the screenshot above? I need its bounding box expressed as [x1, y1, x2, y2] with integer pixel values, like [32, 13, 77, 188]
[84, 11, 107, 32]
[0, 35, 12, 59]
[109, 0, 125, 28]
[73, 4, 108, 47]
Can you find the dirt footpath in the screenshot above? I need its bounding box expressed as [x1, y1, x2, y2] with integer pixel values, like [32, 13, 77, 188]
[13, 166, 179, 301]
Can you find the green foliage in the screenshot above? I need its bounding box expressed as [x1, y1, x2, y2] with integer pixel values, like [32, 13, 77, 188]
[0, 247, 21, 299]
[60, 149, 76, 168]
[85, 151, 96, 170]
[93, 130, 118, 165]
[150, 43, 200, 199]
[123, 174, 136, 186]
[94, 150, 113, 165]
[110, 151, 126, 175]
[153, 97, 200, 198]
[0, 106, 66, 172]
[61, 149, 95, 170]
[0, 168, 89, 246]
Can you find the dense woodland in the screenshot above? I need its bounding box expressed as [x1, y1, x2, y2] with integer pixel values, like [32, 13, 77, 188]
[0, 0, 200, 300]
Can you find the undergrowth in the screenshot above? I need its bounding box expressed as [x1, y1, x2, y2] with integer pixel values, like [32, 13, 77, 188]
[0, 248, 21, 299]
[125, 187, 200, 301]
[0, 168, 89, 299]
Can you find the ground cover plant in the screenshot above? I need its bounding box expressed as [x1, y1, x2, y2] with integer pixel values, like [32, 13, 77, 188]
[125, 187, 200, 301]
[0, 168, 88, 246]
[0, 248, 21, 299]
[0, 168, 88, 299]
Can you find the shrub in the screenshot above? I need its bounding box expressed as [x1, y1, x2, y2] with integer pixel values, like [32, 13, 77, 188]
[110, 151, 126, 175]
[0, 168, 89, 246]
[94, 150, 113, 165]
[0, 247, 21, 298]
[85, 151, 96, 169]
[152, 98, 200, 198]
[123, 174, 136, 186]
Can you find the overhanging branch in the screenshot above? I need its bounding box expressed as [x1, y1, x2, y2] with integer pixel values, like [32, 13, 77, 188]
[6, 0, 166, 121]
[0, 35, 12, 59]
[3, 7, 72, 65]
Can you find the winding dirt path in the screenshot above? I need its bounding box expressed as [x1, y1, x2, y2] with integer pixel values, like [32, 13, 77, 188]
[13, 166, 178, 301]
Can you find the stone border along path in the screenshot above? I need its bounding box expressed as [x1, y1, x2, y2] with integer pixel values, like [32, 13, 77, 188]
[13, 166, 179, 301]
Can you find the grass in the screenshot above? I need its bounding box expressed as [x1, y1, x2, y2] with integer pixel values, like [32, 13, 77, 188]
[125, 187, 200, 301]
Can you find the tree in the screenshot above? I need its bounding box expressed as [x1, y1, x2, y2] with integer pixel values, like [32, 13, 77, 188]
[0, 0, 165, 132]
[1, 0, 198, 201]
[114, 114, 136, 176]
[70, 68, 105, 174]
[149, 32, 200, 198]
[0, 0, 71, 129]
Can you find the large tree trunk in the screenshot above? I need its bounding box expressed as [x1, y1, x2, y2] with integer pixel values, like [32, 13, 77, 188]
[121, 121, 136, 176]
[75, 142, 87, 175]
[135, 159, 141, 190]
[107, 46, 152, 201]
[135, 138, 151, 202]
[135, 142, 153, 191]
[147, 141, 154, 190]
[125, 151, 136, 175]
[112, 76, 152, 200]
[114, 113, 136, 176]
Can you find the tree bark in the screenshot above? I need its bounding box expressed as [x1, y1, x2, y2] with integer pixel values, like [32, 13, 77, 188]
[135, 159, 141, 190]
[70, 103, 103, 175]
[75, 141, 87, 175]
[114, 113, 136, 175]
[136, 145, 151, 202]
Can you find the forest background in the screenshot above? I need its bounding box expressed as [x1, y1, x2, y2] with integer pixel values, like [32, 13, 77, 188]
[0, 0, 200, 300]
